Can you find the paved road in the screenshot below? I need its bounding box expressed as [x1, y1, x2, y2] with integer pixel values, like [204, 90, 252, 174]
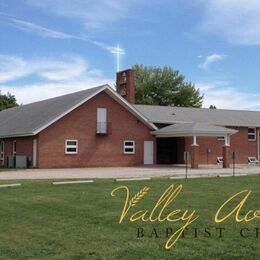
[0, 165, 259, 180]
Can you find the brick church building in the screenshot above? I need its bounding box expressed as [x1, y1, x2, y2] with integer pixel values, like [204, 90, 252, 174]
[0, 69, 259, 169]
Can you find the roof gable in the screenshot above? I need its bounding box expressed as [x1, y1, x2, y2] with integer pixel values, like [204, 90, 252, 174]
[0, 85, 156, 138]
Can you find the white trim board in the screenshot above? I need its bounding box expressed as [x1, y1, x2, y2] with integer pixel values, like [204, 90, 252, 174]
[33, 85, 108, 135]
[104, 87, 157, 130]
[218, 174, 233, 177]
[116, 177, 151, 182]
[53, 180, 94, 185]
[32, 85, 157, 136]
[0, 183, 21, 188]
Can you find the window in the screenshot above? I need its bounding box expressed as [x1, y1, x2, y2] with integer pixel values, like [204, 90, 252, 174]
[248, 128, 256, 141]
[0, 141, 4, 160]
[97, 108, 108, 134]
[217, 136, 225, 141]
[124, 140, 135, 154]
[65, 140, 78, 154]
[13, 140, 16, 155]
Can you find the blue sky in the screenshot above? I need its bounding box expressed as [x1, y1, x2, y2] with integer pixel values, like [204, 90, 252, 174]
[1, 0, 260, 109]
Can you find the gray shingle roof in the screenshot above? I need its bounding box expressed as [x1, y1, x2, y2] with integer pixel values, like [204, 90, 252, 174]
[0, 85, 107, 138]
[134, 105, 260, 127]
[1, 85, 259, 139]
[152, 122, 237, 137]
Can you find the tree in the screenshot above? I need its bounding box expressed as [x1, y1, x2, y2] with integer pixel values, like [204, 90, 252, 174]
[133, 64, 203, 107]
[209, 105, 216, 109]
[0, 92, 18, 111]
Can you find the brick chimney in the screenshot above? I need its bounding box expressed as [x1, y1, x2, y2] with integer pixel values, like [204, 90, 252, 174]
[116, 69, 135, 104]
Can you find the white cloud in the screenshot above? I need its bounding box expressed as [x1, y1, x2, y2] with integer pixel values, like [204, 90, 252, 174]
[0, 79, 113, 105]
[199, 54, 226, 70]
[0, 55, 89, 83]
[24, 0, 144, 30]
[0, 55, 31, 82]
[9, 18, 72, 39]
[0, 54, 114, 104]
[36, 57, 88, 81]
[197, 81, 260, 110]
[0, 13, 125, 55]
[200, 0, 260, 45]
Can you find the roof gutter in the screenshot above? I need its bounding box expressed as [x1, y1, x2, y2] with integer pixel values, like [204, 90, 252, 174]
[0, 132, 35, 139]
[151, 129, 238, 138]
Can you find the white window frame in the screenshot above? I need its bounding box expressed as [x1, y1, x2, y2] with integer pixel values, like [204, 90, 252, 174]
[0, 141, 4, 161]
[217, 136, 225, 141]
[248, 127, 256, 141]
[13, 140, 17, 155]
[124, 140, 135, 154]
[65, 139, 78, 154]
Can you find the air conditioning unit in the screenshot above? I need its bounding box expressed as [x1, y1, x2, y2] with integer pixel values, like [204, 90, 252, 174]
[7, 155, 27, 168]
[7, 156, 15, 168]
[16, 156, 27, 168]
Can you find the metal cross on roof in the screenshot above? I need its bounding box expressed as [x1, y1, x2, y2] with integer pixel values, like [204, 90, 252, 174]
[111, 44, 125, 72]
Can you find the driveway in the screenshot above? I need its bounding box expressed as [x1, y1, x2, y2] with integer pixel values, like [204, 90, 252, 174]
[0, 165, 260, 180]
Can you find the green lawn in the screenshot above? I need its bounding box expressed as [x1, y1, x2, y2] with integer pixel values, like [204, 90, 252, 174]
[0, 176, 259, 259]
[0, 167, 16, 172]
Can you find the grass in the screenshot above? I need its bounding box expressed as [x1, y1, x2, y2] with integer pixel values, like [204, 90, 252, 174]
[0, 176, 259, 259]
[0, 167, 17, 172]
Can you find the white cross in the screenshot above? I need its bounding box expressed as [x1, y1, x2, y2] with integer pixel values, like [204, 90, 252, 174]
[112, 44, 125, 72]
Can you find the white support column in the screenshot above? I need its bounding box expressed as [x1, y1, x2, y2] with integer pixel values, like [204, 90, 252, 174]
[191, 136, 199, 168]
[224, 134, 230, 146]
[33, 139, 37, 168]
[192, 136, 198, 146]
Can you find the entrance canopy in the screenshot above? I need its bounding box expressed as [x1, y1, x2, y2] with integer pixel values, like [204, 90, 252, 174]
[152, 122, 238, 169]
[151, 122, 237, 138]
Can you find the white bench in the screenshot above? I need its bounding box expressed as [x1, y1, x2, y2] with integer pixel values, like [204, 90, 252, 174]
[248, 157, 258, 164]
[217, 157, 223, 164]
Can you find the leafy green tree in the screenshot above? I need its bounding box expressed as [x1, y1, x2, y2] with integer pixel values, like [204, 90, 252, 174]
[0, 92, 18, 111]
[133, 65, 203, 107]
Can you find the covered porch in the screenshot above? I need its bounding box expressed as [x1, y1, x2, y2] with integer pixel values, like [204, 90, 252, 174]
[152, 122, 238, 168]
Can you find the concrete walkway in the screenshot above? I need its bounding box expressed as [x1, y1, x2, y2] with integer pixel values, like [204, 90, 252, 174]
[0, 165, 260, 180]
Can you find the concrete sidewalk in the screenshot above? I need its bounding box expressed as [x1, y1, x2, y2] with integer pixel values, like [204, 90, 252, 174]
[0, 165, 260, 180]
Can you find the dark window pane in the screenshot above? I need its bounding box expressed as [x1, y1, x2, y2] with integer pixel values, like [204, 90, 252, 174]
[67, 147, 77, 152]
[248, 135, 255, 140]
[67, 141, 77, 146]
[125, 148, 134, 153]
[248, 128, 255, 134]
[125, 142, 134, 146]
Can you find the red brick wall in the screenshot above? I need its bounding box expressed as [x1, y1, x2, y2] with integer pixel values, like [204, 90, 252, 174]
[183, 127, 259, 164]
[37, 91, 156, 168]
[1, 100, 259, 169]
[1, 137, 34, 167]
